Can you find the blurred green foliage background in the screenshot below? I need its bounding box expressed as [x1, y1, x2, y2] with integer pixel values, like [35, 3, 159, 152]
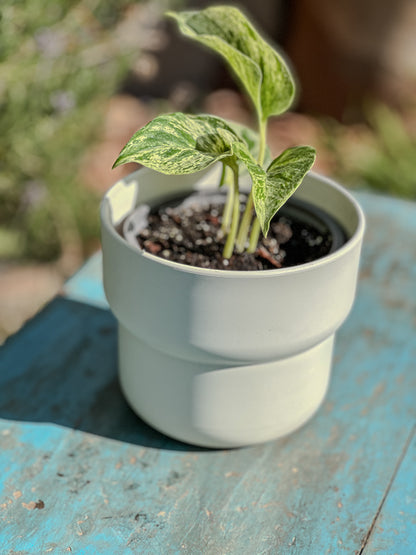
[0, 0, 179, 265]
[328, 103, 416, 199]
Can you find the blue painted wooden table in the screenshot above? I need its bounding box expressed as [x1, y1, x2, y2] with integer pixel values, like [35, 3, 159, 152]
[1, 191, 415, 554]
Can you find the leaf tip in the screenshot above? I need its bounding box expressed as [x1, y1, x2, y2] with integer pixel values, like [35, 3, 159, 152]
[262, 223, 270, 238]
[112, 155, 123, 170]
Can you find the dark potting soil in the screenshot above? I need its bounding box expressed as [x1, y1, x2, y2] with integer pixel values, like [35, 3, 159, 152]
[125, 193, 345, 271]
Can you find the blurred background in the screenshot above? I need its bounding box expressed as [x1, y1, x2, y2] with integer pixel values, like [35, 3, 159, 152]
[1, 0, 416, 342]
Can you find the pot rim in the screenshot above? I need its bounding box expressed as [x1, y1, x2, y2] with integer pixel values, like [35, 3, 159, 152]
[101, 169, 365, 279]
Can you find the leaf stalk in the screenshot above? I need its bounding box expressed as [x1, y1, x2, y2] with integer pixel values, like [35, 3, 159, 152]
[222, 162, 240, 259]
[221, 165, 234, 234]
[235, 118, 267, 253]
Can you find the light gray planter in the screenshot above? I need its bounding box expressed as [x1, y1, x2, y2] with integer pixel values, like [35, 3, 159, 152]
[101, 167, 365, 448]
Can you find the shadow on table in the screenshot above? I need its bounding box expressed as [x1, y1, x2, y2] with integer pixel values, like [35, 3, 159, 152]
[0, 297, 210, 452]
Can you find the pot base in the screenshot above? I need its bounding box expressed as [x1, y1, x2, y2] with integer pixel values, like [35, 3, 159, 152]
[118, 324, 334, 448]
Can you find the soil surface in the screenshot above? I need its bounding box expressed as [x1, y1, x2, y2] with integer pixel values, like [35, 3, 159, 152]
[125, 193, 338, 271]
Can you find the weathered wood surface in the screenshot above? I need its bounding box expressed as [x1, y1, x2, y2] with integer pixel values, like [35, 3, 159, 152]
[0, 191, 415, 554]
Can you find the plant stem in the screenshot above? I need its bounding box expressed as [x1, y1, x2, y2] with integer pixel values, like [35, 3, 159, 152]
[235, 192, 253, 252]
[235, 118, 267, 252]
[219, 162, 226, 187]
[222, 163, 240, 259]
[247, 216, 261, 253]
[221, 166, 234, 233]
[257, 118, 267, 167]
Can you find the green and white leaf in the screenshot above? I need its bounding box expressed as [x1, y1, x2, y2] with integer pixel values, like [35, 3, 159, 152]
[167, 6, 295, 122]
[253, 146, 316, 236]
[113, 112, 244, 175]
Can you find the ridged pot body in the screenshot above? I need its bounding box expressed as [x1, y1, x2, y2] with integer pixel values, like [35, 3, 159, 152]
[101, 168, 365, 447]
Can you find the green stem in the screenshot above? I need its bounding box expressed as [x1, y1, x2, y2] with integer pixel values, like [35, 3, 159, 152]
[247, 217, 261, 253]
[257, 118, 267, 167]
[222, 163, 240, 259]
[221, 166, 234, 234]
[235, 192, 253, 252]
[219, 162, 226, 187]
[236, 118, 267, 253]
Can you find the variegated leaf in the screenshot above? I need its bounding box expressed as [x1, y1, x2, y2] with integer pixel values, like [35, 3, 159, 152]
[167, 6, 295, 122]
[253, 146, 316, 236]
[113, 112, 243, 174]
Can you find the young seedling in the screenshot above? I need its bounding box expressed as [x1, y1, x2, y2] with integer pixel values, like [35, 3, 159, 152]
[113, 5, 316, 259]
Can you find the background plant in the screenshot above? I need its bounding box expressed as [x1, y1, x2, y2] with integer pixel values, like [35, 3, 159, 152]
[325, 102, 416, 198]
[0, 0, 179, 265]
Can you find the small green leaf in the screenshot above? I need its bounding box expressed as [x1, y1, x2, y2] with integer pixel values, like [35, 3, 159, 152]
[253, 146, 316, 236]
[113, 112, 243, 174]
[167, 6, 295, 123]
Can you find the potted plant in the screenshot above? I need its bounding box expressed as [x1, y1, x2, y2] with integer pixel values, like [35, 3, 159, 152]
[101, 5, 365, 448]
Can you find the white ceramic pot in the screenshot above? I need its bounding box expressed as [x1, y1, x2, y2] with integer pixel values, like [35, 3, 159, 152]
[101, 168, 365, 448]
